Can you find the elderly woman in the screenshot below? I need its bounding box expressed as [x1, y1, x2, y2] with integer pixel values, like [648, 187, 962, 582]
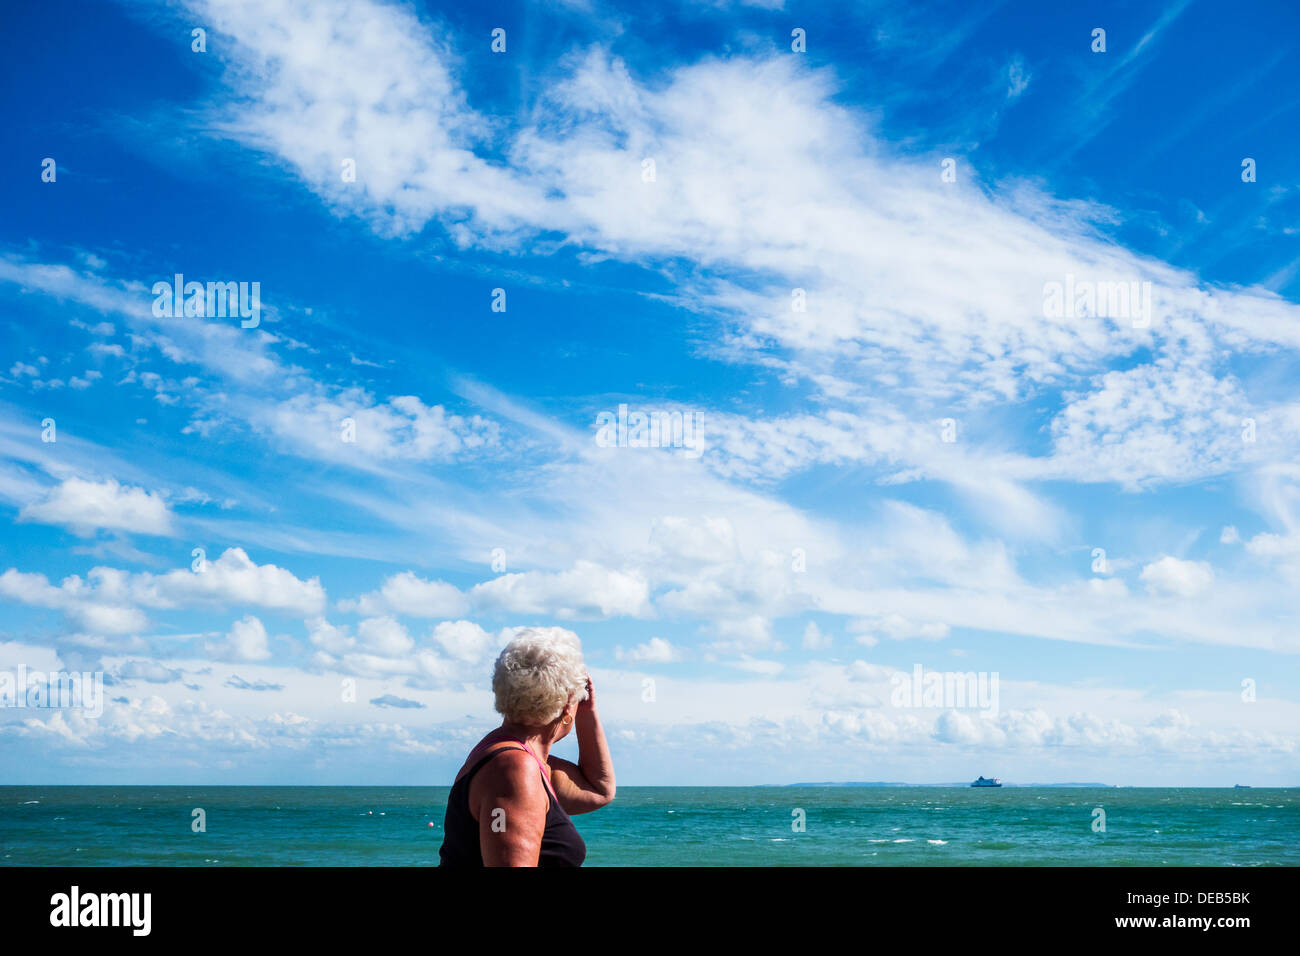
[439, 627, 615, 867]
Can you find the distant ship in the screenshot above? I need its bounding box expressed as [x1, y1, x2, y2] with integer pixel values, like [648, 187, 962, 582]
[1234, 784, 1251, 789]
[971, 776, 1002, 788]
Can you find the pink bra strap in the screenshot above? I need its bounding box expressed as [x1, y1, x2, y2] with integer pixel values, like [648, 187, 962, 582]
[469, 736, 558, 801]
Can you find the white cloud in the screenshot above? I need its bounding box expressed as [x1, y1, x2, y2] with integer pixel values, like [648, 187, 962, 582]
[724, 657, 784, 676]
[1048, 358, 1251, 488]
[302, 616, 503, 688]
[7, 28, 1300, 499]
[0, 258, 503, 475]
[258, 391, 499, 465]
[305, 616, 353, 654]
[71, 603, 151, 636]
[647, 515, 739, 566]
[1006, 56, 1031, 99]
[206, 615, 271, 661]
[656, 545, 813, 623]
[0, 568, 147, 635]
[339, 571, 468, 618]
[0, 648, 1293, 785]
[116, 659, 185, 683]
[137, 548, 327, 615]
[181, 0, 547, 239]
[617, 636, 683, 663]
[801, 621, 832, 651]
[707, 614, 781, 654]
[356, 616, 414, 656]
[1140, 556, 1214, 598]
[1244, 532, 1300, 559]
[0, 548, 325, 637]
[429, 619, 499, 663]
[470, 561, 650, 620]
[20, 477, 174, 536]
[852, 614, 952, 642]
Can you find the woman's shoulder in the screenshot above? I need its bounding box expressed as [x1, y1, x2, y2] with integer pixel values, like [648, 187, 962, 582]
[465, 745, 549, 805]
[459, 740, 539, 782]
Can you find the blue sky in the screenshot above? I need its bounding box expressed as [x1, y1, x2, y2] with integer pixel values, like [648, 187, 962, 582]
[1, 0, 1298, 785]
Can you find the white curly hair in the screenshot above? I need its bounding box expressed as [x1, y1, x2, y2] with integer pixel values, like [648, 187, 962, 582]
[492, 627, 589, 726]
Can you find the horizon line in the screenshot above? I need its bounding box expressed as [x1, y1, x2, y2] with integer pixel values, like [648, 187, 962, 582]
[2, 782, 1295, 789]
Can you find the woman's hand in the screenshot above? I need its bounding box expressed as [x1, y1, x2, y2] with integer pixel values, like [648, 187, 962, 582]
[552, 673, 615, 812]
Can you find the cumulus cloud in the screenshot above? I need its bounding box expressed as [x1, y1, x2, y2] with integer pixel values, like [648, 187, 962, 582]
[0, 568, 149, 635]
[135, 548, 327, 614]
[206, 615, 272, 662]
[0, 548, 324, 636]
[338, 571, 469, 618]
[356, 616, 414, 656]
[429, 620, 499, 663]
[20, 477, 174, 536]
[470, 561, 650, 620]
[303, 616, 501, 689]
[305, 616, 353, 654]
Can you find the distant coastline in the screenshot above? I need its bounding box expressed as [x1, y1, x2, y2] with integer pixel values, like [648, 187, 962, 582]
[770, 782, 1300, 788]
[774, 781, 1119, 788]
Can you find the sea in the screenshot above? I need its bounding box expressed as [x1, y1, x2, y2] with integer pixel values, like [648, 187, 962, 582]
[1, 786, 1295, 866]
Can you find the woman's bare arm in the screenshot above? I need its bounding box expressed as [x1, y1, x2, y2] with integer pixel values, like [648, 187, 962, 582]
[471, 749, 549, 866]
[549, 676, 615, 814]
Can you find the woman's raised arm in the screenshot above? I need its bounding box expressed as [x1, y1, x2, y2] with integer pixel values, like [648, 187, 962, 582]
[549, 676, 615, 814]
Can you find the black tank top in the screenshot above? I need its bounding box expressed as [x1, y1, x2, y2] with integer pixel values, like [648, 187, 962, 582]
[438, 744, 586, 867]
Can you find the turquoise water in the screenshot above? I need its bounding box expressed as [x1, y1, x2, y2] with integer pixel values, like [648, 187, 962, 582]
[1, 786, 1295, 866]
